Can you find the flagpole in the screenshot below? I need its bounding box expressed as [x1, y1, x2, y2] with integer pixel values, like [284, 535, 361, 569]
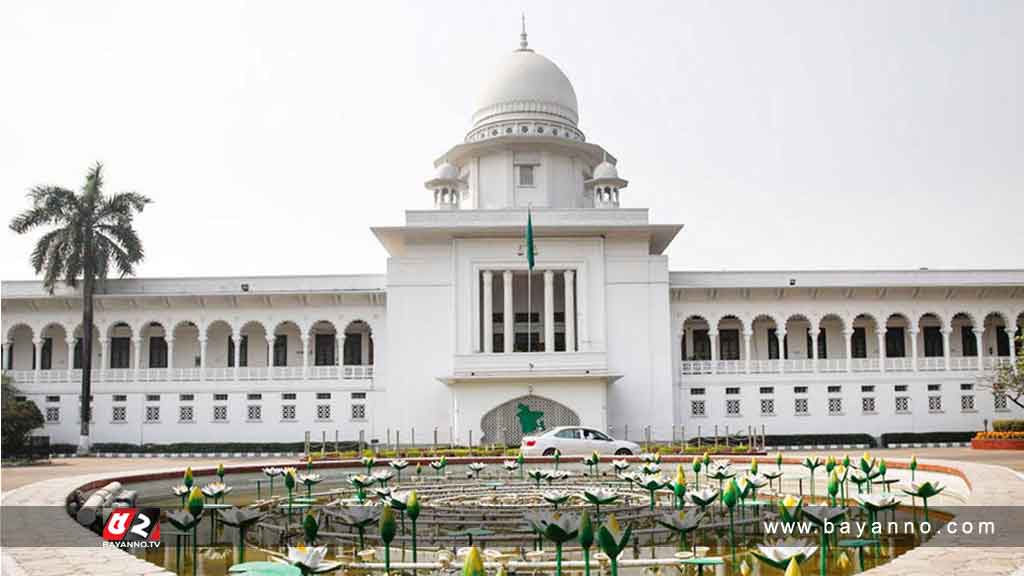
[527, 266, 532, 352]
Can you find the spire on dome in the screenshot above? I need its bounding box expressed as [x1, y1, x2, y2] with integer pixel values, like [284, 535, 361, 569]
[518, 13, 531, 51]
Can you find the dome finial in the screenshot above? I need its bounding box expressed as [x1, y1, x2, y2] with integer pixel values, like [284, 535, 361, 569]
[519, 13, 530, 51]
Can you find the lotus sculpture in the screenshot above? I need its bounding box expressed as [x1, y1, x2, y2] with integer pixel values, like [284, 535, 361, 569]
[671, 464, 688, 509]
[902, 481, 945, 523]
[276, 544, 342, 575]
[348, 474, 372, 502]
[372, 470, 394, 488]
[201, 481, 232, 504]
[596, 514, 632, 576]
[751, 538, 818, 571]
[542, 490, 571, 509]
[360, 454, 375, 474]
[297, 473, 322, 499]
[802, 506, 847, 575]
[655, 509, 706, 551]
[583, 451, 601, 476]
[537, 511, 580, 576]
[581, 488, 618, 523]
[467, 462, 487, 479]
[388, 459, 410, 482]
[801, 457, 823, 499]
[429, 456, 447, 477]
[635, 473, 670, 511]
[687, 487, 719, 513]
[171, 484, 190, 508]
[263, 467, 284, 499]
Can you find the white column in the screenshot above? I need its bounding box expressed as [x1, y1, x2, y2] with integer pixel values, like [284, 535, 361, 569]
[336, 334, 343, 366]
[1008, 326, 1018, 372]
[543, 270, 555, 352]
[709, 330, 719, 374]
[32, 338, 41, 381]
[199, 337, 207, 381]
[265, 335, 274, 370]
[876, 329, 886, 373]
[844, 329, 854, 372]
[563, 270, 576, 352]
[482, 270, 494, 353]
[942, 328, 952, 371]
[101, 338, 110, 372]
[133, 337, 143, 376]
[974, 328, 985, 373]
[1, 341, 8, 371]
[910, 328, 920, 372]
[743, 330, 752, 374]
[503, 270, 514, 353]
[778, 330, 786, 374]
[166, 337, 175, 380]
[302, 334, 310, 378]
[65, 338, 75, 376]
[810, 328, 820, 372]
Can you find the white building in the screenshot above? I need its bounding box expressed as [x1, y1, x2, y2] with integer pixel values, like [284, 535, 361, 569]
[3, 32, 1022, 449]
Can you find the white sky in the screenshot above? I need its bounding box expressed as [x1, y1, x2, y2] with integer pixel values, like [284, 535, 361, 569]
[1, 0, 1021, 281]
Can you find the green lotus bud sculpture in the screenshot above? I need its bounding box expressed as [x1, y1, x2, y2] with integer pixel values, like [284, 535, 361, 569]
[750, 456, 759, 476]
[187, 486, 204, 571]
[579, 510, 594, 576]
[217, 462, 225, 482]
[406, 491, 421, 566]
[910, 455, 918, 480]
[284, 468, 297, 520]
[183, 466, 194, 489]
[825, 455, 836, 474]
[778, 495, 804, 527]
[379, 504, 396, 573]
[303, 510, 319, 545]
[827, 469, 840, 505]
[672, 465, 687, 509]
[597, 514, 632, 576]
[691, 456, 703, 489]
[462, 545, 485, 576]
[583, 451, 601, 476]
[722, 478, 740, 566]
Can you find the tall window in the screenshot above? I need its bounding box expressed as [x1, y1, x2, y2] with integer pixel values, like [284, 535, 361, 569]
[273, 335, 288, 367]
[923, 327, 943, 357]
[719, 329, 740, 360]
[73, 338, 83, 369]
[997, 329, 1011, 357]
[768, 328, 780, 360]
[149, 336, 168, 368]
[885, 327, 906, 358]
[960, 325, 977, 357]
[40, 337, 53, 370]
[817, 329, 827, 359]
[691, 330, 711, 360]
[110, 337, 130, 369]
[227, 335, 248, 367]
[518, 165, 535, 186]
[344, 333, 362, 365]
[315, 334, 336, 366]
[852, 327, 867, 358]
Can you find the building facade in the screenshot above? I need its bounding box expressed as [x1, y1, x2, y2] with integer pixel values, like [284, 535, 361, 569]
[3, 33, 1022, 448]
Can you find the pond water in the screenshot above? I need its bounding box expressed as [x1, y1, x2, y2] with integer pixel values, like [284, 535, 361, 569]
[117, 462, 952, 576]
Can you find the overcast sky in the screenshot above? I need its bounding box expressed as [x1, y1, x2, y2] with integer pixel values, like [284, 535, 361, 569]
[2, 0, 1021, 282]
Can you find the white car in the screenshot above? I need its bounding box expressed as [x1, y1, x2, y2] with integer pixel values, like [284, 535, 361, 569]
[520, 426, 641, 457]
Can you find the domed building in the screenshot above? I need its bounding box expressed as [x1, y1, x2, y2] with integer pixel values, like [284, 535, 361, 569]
[2, 30, 1021, 453]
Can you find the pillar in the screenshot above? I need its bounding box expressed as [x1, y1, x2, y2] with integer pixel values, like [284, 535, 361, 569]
[482, 270, 494, 353]
[503, 270, 514, 353]
[709, 330, 719, 374]
[974, 328, 985, 373]
[810, 328, 819, 372]
[942, 328, 952, 371]
[133, 337, 142, 376]
[743, 330, 752, 374]
[199, 337, 207, 381]
[1007, 326, 1018, 372]
[32, 338, 41, 381]
[101, 338, 110, 372]
[65, 338, 75, 376]
[543, 270, 554, 352]
[778, 330, 787, 374]
[876, 329, 886, 373]
[910, 328, 919, 372]
[336, 334, 343, 367]
[1, 341, 8, 371]
[166, 337, 175, 380]
[301, 334, 310, 378]
[264, 335, 273, 371]
[844, 329, 854, 372]
[563, 270, 576, 352]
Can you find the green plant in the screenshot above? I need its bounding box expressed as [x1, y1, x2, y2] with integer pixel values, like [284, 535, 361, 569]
[1, 377, 43, 456]
[10, 163, 151, 454]
[407, 491, 421, 571]
[578, 511, 594, 576]
[993, 419, 1024, 432]
[379, 504, 396, 573]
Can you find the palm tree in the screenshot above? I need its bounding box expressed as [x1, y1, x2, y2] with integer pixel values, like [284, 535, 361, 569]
[9, 163, 151, 453]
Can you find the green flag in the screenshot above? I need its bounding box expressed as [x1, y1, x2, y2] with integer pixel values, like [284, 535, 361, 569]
[525, 208, 535, 270]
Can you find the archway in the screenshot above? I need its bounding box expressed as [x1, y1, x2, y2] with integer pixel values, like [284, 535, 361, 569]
[480, 395, 580, 446]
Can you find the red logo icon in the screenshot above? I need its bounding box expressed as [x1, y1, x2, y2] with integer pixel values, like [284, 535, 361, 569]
[103, 508, 161, 544]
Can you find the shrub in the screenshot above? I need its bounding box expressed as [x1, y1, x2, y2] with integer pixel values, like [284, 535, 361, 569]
[992, 420, 1024, 432]
[1, 377, 44, 456]
[880, 431, 975, 446]
[975, 431, 1024, 440]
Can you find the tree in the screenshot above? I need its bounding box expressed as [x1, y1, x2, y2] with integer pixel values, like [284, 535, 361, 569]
[1, 374, 44, 455]
[9, 163, 151, 454]
[979, 333, 1024, 411]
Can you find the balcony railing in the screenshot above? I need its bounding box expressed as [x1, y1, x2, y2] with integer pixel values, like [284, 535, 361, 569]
[680, 356, 1011, 376]
[3, 365, 374, 384]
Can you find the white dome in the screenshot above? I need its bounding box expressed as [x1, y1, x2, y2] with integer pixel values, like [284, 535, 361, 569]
[593, 161, 618, 179]
[471, 48, 579, 129]
[435, 162, 459, 181]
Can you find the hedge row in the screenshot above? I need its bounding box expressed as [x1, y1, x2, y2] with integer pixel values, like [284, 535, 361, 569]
[993, 419, 1024, 432]
[879, 431, 976, 446]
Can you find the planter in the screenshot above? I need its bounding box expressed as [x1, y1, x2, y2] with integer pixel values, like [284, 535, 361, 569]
[971, 437, 1024, 450]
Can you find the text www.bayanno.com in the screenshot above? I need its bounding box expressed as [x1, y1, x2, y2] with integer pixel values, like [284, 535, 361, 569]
[763, 519, 996, 539]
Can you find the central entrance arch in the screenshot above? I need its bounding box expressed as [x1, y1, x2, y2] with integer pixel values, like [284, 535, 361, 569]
[480, 395, 580, 446]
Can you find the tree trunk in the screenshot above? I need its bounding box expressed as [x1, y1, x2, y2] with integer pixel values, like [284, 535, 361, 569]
[78, 252, 94, 454]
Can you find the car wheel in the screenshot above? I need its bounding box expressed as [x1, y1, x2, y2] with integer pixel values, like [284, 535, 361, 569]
[615, 448, 633, 456]
[543, 448, 557, 457]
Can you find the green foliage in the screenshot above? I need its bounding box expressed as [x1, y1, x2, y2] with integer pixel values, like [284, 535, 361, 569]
[1, 376, 44, 455]
[993, 420, 1024, 432]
